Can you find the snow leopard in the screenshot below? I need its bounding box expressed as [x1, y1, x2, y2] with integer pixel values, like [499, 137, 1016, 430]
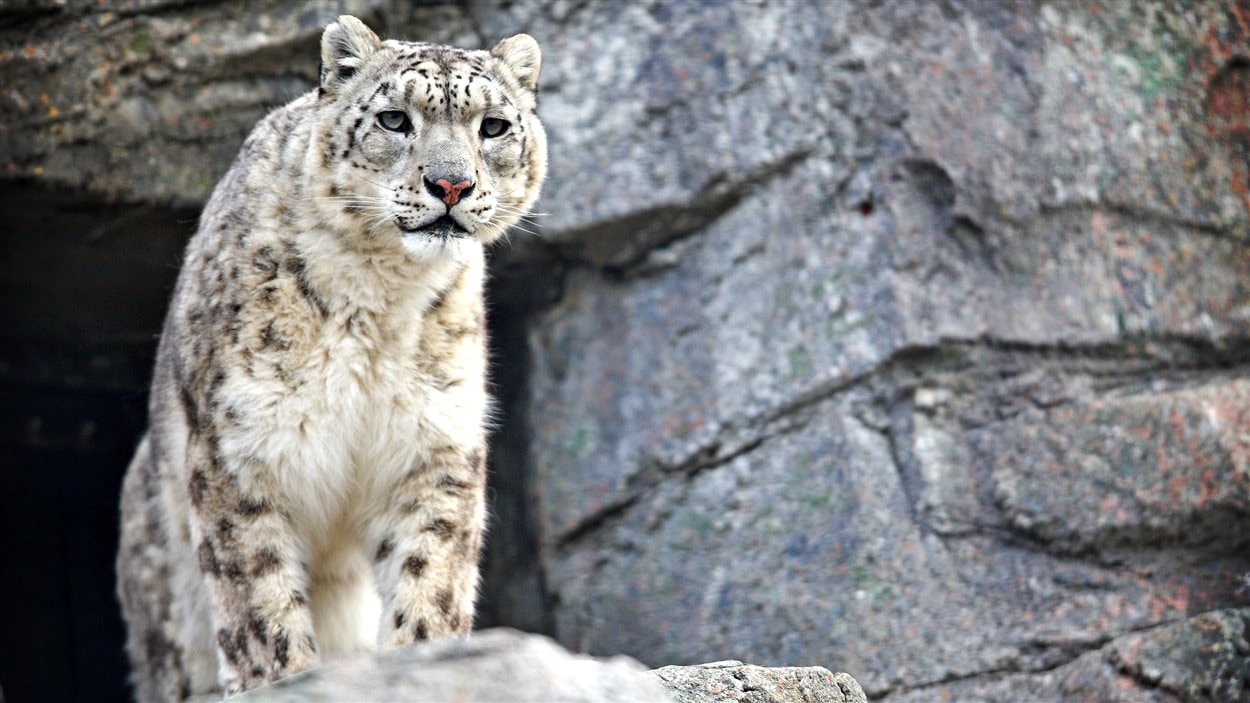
[116, 15, 547, 700]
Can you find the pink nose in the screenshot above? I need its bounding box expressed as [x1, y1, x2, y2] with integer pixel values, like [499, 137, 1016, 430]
[427, 177, 474, 206]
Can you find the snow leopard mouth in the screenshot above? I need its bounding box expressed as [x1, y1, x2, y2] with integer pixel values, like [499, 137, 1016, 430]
[399, 214, 470, 239]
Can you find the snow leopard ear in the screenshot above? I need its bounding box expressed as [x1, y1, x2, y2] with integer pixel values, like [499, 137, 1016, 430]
[491, 34, 542, 93]
[319, 15, 380, 97]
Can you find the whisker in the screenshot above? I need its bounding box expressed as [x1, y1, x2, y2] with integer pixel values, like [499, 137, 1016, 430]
[502, 222, 541, 237]
[367, 215, 395, 235]
[498, 212, 546, 230]
[493, 205, 548, 215]
[362, 178, 397, 192]
[494, 209, 547, 223]
[315, 195, 393, 204]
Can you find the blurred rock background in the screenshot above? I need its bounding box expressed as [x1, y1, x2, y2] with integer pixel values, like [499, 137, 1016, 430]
[2, 0, 1248, 701]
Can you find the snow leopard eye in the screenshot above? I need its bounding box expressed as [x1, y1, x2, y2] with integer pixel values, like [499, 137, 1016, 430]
[378, 110, 411, 133]
[480, 118, 510, 138]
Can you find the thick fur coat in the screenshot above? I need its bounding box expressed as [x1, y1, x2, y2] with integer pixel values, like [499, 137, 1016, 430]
[116, 16, 547, 700]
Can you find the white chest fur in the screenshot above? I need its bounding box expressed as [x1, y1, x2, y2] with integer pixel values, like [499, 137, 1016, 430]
[218, 240, 486, 549]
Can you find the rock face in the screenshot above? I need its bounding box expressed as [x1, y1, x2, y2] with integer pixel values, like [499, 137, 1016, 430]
[230, 629, 672, 703]
[3, 1, 1249, 702]
[884, 608, 1250, 703]
[505, 1, 1250, 700]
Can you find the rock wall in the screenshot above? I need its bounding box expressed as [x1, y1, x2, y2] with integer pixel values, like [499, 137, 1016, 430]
[2, 1, 1248, 701]
[505, 1, 1250, 700]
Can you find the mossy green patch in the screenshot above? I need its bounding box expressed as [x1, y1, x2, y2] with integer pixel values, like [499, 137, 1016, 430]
[568, 426, 592, 459]
[131, 27, 152, 54]
[851, 564, 897, 601]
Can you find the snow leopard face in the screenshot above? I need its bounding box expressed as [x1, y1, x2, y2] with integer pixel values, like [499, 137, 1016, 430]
[311, 17, 547, 255]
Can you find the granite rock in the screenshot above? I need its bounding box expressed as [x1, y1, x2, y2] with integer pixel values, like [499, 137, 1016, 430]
[509, 1, 1250, 700]
[884, 608, 1250, 703]
[652, 660, 866, 703]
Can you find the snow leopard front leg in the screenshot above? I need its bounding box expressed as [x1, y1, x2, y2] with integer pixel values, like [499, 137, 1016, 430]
[372, 443, 487, 647]
[184, 431, 318, 693]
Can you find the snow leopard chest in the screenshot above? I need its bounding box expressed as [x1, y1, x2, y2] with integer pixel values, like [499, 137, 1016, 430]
[220, 308, 481, 538]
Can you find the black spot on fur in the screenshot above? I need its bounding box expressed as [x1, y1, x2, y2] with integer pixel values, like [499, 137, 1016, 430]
[259, 284, 278, 306]
[209, 370, 226, 399]
[217, 629, 239, 665]
[437, 474, 472, 494]
[414, 619, 429, 641]
[217, 516, 235, 542]
[437, 588, 454, 615]
[457, 529, 477, 558]
[237, 496, 271, 516]
[254, 246, 279, 277]
[224, 560, 245, 582]
[180, 384, 203, 434]
[206, 433, 225, 472]
[284, 255, 305, 276]
[424, 518, 458, 540]
[273, 629, 290, 669]
[404, 555, 427, 578]
[189, 470, 208, 506]
[197, 541, 220, 576]
[291, 591, 309, 607]
[142, 629, 167, 664]
[260, 321, 289, 351]
[346, 115, 364, 151]
[252, 547, 281, 576]
[374, 538, 394, 562]
[286, 255, 329, 317]
[427, 283, 452, 312]
[249, 611, 268, 645]
[393, 611, 406, 629]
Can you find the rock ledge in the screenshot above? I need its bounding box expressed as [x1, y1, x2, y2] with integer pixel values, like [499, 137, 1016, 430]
[229, 629, 866, 702]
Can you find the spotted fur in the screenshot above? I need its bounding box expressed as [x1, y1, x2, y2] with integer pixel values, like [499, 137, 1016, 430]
[116, 16, 546, 700]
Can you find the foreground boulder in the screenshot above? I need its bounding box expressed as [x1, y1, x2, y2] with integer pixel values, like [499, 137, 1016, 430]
[230, 629, 866, 702]
[231, 629, 669, 702]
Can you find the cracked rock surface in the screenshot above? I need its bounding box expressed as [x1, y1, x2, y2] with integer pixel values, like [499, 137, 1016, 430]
[3, 1, 1249, 702]
[504, 1, 1250, 701]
